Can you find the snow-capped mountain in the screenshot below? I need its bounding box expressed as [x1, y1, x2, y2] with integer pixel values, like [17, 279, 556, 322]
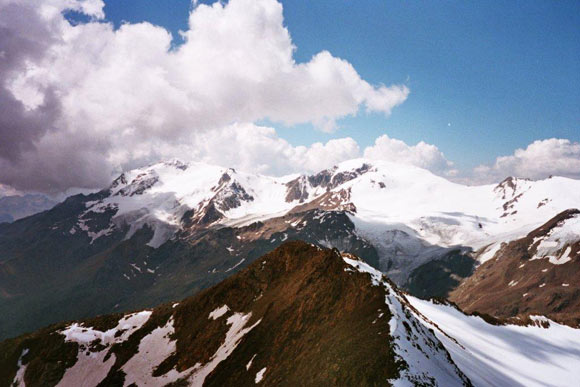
[3, 242, 579, 387]
[75, 158, 580, 284]
[80, 158, 579, 252]
[1, 158, 578, 340]
[450, 209, 580, 326]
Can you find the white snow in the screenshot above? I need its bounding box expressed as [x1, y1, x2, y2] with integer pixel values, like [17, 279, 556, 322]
[188, 312, 261, 386]
[342, 253, 469, 386]
[57, 349, 116, 387]
[530, 214, 580, 265]
[255, 367, 267, 383]
[57, 311, 152, 386]
[342, 251, 580, 387]
[79, 158, 580, 285]
[208, 305, 230, 320]
[122, 317, 191, 386]
[11, 348, 29, 387]
[76, 216, 115, 244]
[478, 242, 504, 264]
[246, 354, 257, 370]
[225, 258, 245, 272]
[68, 307, 259, 386]
[60, 311, 151, 345]
[408, 296, 580, 387]
[331, 159, 580, 283]
[87, 161, 299, 247]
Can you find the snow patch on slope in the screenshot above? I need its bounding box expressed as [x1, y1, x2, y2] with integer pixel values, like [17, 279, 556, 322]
[122, 317, 191, 386]
[531, 213, 580, 265]
[208, 305, 230, 320]
[188, 312, 261, 386]
[61, 311, 151, 346]
[11, 348, 29, 387]
[255, 367, 267, 383]
[57, 311, 152, 386]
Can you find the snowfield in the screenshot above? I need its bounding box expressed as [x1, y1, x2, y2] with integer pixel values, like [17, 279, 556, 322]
[408, 297, 580, 387]
[343, 253, 580, 387]
[69, 158, 580, 287]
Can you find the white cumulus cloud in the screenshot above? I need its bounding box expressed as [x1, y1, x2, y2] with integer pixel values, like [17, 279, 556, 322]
[0, 0, 408, 192]
[472, 138, 580, 183]
[187, 123, 361, 176]
[363, 134, 458, 177]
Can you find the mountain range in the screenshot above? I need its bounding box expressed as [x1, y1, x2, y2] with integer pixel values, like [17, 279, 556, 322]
[2, 242, 579, 386]
[1, 158, 579, 386]
[1, 158, 579, 343]
[0, 194, 57, 224]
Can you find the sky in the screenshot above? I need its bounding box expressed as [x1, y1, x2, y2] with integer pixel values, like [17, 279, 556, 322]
[0, 0, 579, 193]
[101, 0, 579, 168]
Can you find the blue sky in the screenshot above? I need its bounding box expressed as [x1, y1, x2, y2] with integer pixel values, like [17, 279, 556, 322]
[100, 0, 579, 170]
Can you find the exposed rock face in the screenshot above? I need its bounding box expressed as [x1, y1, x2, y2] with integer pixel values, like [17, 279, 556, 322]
[328, 163, 372, 188]
[493, 176, 534, 218]
[493, 176, 530, 200]
[0, 242, 470, 387]
[109, 173, 127, 191]
[450, 209, 580, 326]
[117, 172, 160, 197]
[284, 176, 310, 203]
[284, 163, 372, 203]
[289, 189, 356, 214]
[213, 181, 254, 212]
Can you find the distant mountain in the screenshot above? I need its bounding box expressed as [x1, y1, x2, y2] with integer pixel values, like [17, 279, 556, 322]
[450, 209, 580, 326]
[1, 159, 579, 340]
[0, 194, 57, 223]
[2, 242, 579, 387]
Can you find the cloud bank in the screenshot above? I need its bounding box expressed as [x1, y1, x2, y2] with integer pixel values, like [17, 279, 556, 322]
[473, 138, 580, 183]
[1, 0, 577, 193]
[364, 135, 458, 177]
[0, 0, 408, 192]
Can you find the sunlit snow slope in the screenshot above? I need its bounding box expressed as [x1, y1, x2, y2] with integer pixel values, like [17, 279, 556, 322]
[78, 158, 580, 281]
[408, 297, 580, 387]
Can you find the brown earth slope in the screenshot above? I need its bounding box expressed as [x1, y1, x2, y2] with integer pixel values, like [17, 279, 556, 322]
[450, 209, 580, 326]
[1, 241, 472, 386]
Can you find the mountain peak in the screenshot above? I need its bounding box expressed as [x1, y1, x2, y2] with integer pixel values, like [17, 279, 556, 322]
[1, 242, 469, 386]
